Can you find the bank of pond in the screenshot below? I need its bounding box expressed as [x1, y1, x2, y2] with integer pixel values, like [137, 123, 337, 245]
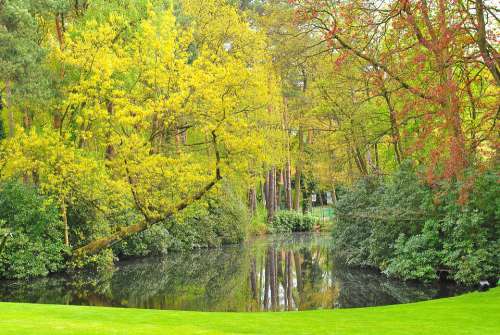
[0, 233, 472, 312]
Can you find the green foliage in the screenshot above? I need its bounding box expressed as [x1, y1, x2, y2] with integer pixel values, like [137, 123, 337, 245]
[114, 183, 249, 257]
[270, 210, 317, 233]
[0, 181, 67, 279]
[385, 220, 441, 282]
[67, 248, 115, 274]
[333, 165, 499, 285]
[248, 204, 268, 235]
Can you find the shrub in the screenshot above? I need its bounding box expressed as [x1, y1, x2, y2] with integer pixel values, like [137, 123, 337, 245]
[0, 181, 68, 279]
[270, 210, 318, 233]
[114, 181, 249, 257]
[384, 220, 441, 281]
[333, 164, 499, 285]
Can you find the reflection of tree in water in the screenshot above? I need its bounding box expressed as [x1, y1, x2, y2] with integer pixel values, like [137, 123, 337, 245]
[249, 234, 340, 311]
[0, 268, 115, 306]
[330, 265, 469, 308]
[106, 246, 251, 310]
[0, 233, 468, 311]
[0, 277, 72, 305]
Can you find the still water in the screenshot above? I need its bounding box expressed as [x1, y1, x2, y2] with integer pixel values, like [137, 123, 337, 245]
[0, 233, 467, 312]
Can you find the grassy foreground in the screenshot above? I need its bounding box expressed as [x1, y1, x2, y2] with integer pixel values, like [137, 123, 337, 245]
[0, 288, 499, 335]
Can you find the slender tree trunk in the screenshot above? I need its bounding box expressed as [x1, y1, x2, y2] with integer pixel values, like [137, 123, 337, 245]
[283, 97, 293, 210]
[276, 169, 282, 211]
[294, 127, 304, 211]
[61, 198, 69, 247]
[267, 168, 276, 222]
[248, 187, 257, 216]
[382, 90, 403, 165]
[351, 147, 368, 176]
[150, 113, 160, 154]
[284, 161, 292, 209]
[475, 0, 500, 85]
[53, 13, 66, 130]
[331, 181, 338, 205]
[260, 180, 266, 207]
[105, 101, 115, 160]
[6, 80, 13, 137]
[264, 172, 270, 208]
[23, 110, 33, 130]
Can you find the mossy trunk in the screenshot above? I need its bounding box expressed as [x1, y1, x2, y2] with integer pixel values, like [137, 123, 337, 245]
[73, 176, 220, 257]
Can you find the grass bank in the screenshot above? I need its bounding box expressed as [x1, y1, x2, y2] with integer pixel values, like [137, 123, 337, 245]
[0, 288, 498, 335]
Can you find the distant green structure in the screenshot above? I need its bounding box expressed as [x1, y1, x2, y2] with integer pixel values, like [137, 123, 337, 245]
[311, 206, 335, 222]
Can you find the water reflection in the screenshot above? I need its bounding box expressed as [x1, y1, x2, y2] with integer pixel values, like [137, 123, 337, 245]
[0, 233, 467, 311]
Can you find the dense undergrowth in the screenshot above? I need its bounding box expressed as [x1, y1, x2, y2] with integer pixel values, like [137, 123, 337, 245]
[332, 164, 499, 285]
[0, 180, 249, 279]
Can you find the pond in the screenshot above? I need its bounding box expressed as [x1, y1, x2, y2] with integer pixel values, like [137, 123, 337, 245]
[0, 233, 468, 312]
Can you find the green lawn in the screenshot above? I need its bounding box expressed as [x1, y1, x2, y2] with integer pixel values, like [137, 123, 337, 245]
[0, 288, 499, 335]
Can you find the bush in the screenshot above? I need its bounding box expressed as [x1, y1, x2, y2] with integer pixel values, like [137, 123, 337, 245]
[270, 210, 318, 233]
[384, 220, 441, 281]
[333, 164, 500, 285]
[114, 182, 249, 257]
[0, 181, 68, 279]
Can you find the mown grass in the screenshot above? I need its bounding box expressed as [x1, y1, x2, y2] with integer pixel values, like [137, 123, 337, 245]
[0, 288, 498, 334]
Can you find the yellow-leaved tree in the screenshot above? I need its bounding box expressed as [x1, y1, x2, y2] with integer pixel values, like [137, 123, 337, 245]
[1, 0, 284, 256]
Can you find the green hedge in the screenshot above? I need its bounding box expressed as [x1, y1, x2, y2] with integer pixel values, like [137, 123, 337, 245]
[270, 210, 318, 233]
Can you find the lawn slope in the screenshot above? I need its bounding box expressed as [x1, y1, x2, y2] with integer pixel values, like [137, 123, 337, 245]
[0, 288, 498, 335]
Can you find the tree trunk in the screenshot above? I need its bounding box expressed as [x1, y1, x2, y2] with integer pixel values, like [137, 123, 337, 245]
[331, 182, 338, 205]
[61, 198, 69, 247]
[264, 172, 270, 208]
[351, 147, 368, 176]
[294, 127, 304, 211]
[475, 0, 500, 85]
[276, 169, 282, 211]
[266, 168, 276, 222]
[284, 161, 292, 209]
[105, 101, 116, 160]
[382, 90, 403, 165]
[74, 132, 222, 257]
[74, 174, 220, 256]
[23, 110, 33, 130]
[248, 187, 257, 216]
[6, 80, 13, 137]
[260, 180, 266, 207]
